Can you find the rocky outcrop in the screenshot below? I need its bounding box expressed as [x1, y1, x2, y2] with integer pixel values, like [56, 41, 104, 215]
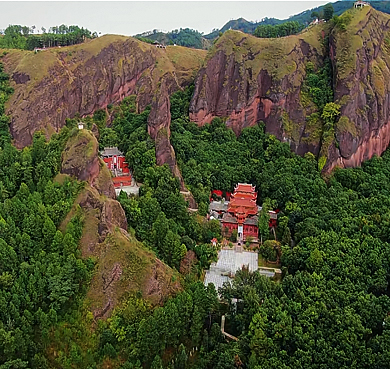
[3, 36, 206, 175]
[190, 29, 325, 155]
[61, 129, 116, 198]
[148, 76, 195, 196]
[327, 6, 390, 170]
[59, 129, 180, 318]
[191, 8, 390, 170]
[68, 183, 179, 319]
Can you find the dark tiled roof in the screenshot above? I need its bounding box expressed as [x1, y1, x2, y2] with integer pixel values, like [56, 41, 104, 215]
[100, 147, 123, 157]
[221, 212, 237, 224]
[244, 215, 258, 225]
[209, 201, 229, 212]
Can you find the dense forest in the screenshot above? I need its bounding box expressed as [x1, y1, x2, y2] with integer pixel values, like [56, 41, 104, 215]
[136, 28, 205, 49]
[0, 24, 96, 50]
[2, 4, 390, 368]
[253, 21, 305, 38]
[3, 86, 390, 368]
[71, 83, 390, 368]
[0, 63, 90, 366]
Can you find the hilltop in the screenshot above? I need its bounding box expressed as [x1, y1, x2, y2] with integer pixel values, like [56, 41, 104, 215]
[189, 5, 390, 171]
[1, 35, 206, 148]
[4, 4, 390, 174]
[135, 1, 390, 48]
[190, 22, 326, 155]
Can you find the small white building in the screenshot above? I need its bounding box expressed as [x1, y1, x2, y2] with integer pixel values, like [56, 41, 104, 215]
[354, 1, 370, 8]
[78, 122, 85, 130]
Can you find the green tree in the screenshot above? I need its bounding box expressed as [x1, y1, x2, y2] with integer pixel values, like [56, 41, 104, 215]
[258, 204, 270, 245]
[311, 11, 319, 19]
[151, 355, 163, 369]
[175, 344, 188, 369]
[323, 3, 334, 21]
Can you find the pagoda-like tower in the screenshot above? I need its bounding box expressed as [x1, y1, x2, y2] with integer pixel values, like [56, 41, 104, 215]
[228, 183, 258, 241]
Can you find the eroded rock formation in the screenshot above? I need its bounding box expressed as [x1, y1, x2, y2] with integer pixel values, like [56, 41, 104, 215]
[60, 129, 180, 318]
[327, 6, 390, 170]
[3, 35, 206, 177]
[6, 6, 390, 176]
[190, 30, 324, 155]
[190, 7, 390, 170]
[61, 129, 116, 198]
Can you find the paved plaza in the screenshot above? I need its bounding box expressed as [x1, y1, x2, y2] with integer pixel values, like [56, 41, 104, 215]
[204, 248, 258, 291]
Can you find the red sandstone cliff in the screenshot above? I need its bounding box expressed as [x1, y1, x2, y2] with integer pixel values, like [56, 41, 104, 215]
[2, 35, 206, 173]
[189, 29, 325, 156]
[190, 7, 390, 170]
[5, 6, 390, 175]
[327, 6, 390, 170]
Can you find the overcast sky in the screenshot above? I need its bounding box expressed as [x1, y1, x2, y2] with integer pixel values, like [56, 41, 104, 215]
[0, 1, 336, 36]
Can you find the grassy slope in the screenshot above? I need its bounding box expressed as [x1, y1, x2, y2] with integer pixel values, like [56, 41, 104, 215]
[208, 24, 324, 84]
[332, 6, 372, 80]
[1, 34, 206, 83]
[333, 6, 390, 109]
[61, 183, 180, 312]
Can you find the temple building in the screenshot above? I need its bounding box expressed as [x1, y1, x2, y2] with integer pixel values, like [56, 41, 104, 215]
[354, 1, 369, 8]
[221, 183, 259, 242]
[100, 147, 133, 194]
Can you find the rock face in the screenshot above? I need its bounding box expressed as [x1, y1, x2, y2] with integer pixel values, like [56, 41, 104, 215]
[6, 7, 390, 175]
[190, 29, 325, 155]
[60, 130, 180, 318]
[190, 7, 390, 170]
[147, 75, 182, 180]
[327, 6, 390, 170]
[3, 36, 206, 173]
[61, 129, 116, 199]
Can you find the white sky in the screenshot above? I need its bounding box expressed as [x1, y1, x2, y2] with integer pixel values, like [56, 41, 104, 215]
[0, 1, 336, 36]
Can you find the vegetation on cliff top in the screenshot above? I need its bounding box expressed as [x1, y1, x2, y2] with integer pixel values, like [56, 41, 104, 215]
[331, 6, 371, 80]
[0, 24, 97, 50]
[0, 59, 13, 147]
[136, 28, 210, 49]
[254, 21, 305, 38]
[208, 25, 323, 83]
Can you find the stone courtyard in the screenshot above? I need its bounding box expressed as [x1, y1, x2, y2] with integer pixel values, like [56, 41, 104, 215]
[204, 247, 258, 291]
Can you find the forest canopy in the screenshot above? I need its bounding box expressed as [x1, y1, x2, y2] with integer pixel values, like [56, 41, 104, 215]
[0, 24, 97, 50]
[254, 20, 305, 38]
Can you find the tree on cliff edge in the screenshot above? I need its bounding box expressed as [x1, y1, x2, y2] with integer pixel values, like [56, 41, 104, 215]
[323, 3, 334, 21]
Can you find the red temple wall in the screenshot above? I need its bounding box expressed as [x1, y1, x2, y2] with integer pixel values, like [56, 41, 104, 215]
[221, 222, 258, 240]
[103, 156, 129, 173]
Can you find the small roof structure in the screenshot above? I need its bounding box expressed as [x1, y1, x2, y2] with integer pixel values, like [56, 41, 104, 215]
[222, 212, 238, 224]
[244, 215, 258, 225]
[210, 210, 220, 219]
[354, 1, 369, 7]
[209, 201, 229, 213]
[100, 147, 124, 157]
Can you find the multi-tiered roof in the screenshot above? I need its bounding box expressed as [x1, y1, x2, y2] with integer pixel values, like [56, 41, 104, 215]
[227, 183, 258, 224]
